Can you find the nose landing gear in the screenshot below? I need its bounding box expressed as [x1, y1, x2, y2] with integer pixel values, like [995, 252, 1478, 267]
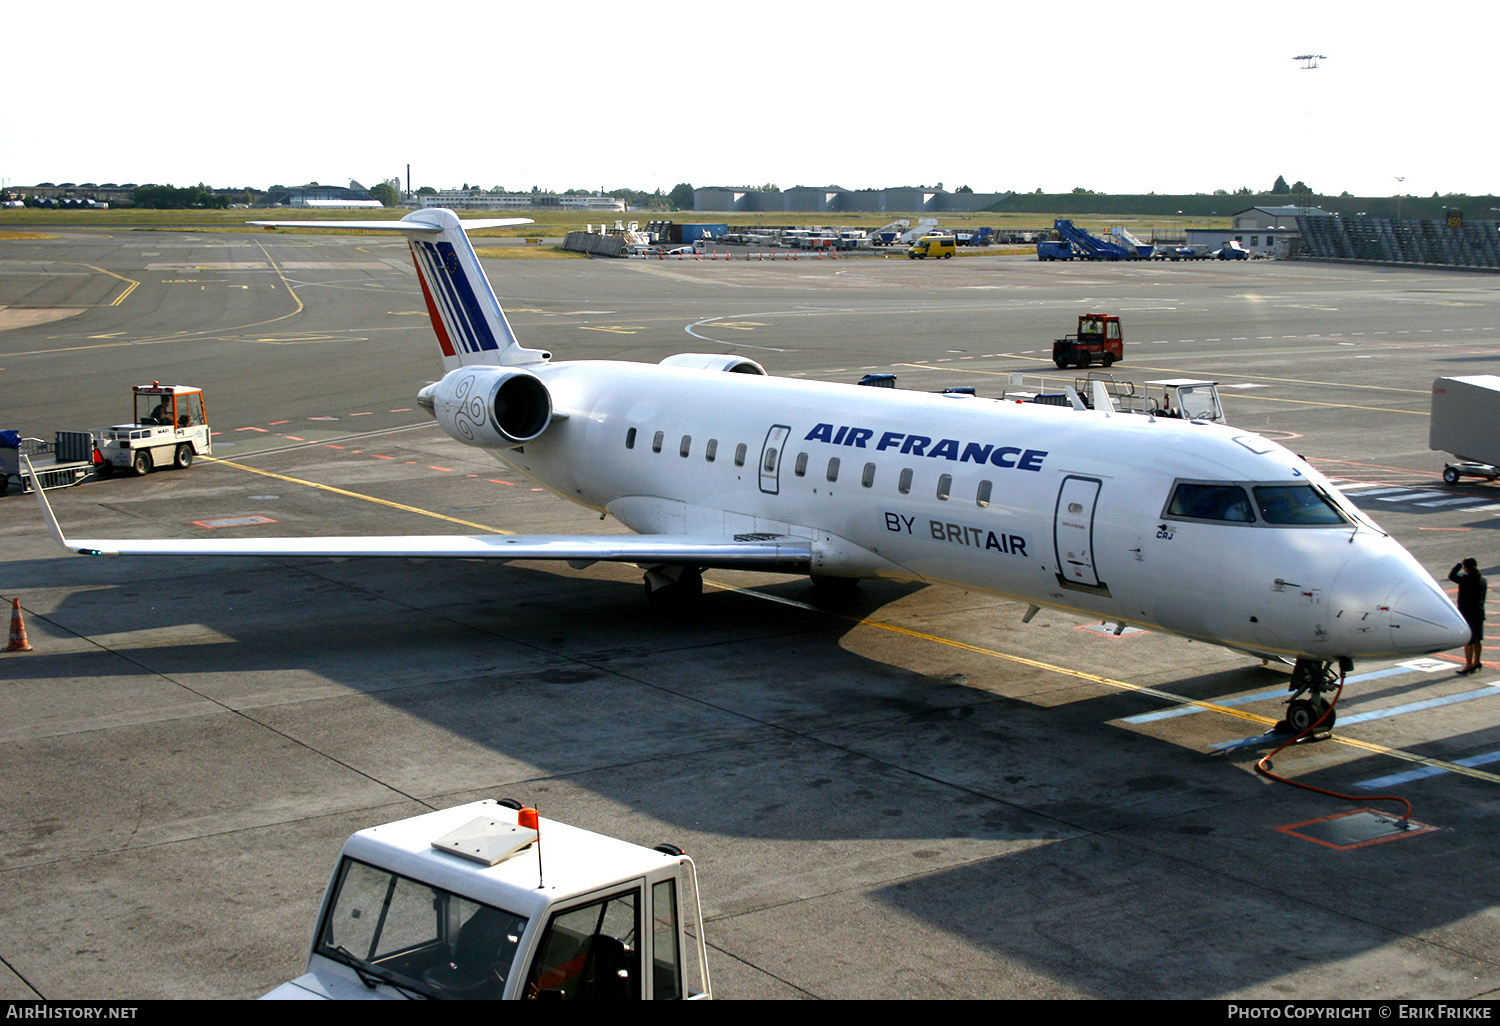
[1274, 657, 1351, 735]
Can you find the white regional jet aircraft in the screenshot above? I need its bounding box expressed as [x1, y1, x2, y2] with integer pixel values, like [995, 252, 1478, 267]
[35, 208, 1469, 734]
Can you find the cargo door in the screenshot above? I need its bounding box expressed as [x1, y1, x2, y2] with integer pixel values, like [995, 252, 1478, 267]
[1054, 475, 1110, 594]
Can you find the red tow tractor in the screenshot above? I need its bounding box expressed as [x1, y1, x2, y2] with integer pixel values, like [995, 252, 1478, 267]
[1052, 313, 1124, 369]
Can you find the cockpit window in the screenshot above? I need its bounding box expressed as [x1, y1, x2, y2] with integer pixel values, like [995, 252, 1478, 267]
[1252, 484, 1349, 525]
[1166, 483, 1255, 523]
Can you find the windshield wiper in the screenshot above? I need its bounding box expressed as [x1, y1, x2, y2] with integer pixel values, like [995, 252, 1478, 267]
[326, 945, 434, 1000]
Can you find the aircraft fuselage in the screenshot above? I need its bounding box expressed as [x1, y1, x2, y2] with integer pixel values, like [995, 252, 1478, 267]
[488, 359, 1460, 664]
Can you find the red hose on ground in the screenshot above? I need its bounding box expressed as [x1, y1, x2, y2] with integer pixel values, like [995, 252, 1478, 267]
[1254, 673, 1414, 824]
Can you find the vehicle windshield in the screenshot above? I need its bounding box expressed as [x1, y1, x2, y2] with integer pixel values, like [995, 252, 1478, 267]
[315, 857, 528, 999]
[1165, 481, 1352, 527]
[1175, 385, 1221, 422]
[1166, 483, 1255, 522]
[1252, 483, 1350, 525]
[136, 393, 173, 426]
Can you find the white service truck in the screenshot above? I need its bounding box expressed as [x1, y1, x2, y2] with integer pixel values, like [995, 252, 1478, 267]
[1431, 375, 1500, 484]
[263, 799, 711, 1001]
[96, 383, 212, 475]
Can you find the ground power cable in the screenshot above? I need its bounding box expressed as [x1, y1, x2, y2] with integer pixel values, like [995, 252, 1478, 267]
[1254, 670, 1415, 825]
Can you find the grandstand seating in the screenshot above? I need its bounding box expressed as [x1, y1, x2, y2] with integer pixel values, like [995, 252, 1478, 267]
[1296, 215, 1500, 269]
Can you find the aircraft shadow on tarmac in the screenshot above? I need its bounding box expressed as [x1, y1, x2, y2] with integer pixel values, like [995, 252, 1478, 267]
[7, 551, 1498, 997]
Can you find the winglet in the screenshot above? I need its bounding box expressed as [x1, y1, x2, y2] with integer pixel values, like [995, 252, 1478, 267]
[25, 457, 76, 552]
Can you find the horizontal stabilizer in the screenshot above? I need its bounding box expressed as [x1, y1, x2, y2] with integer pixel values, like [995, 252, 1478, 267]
[248, 217, 533, 233]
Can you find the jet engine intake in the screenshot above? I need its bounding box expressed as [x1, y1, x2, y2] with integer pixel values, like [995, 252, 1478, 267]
[418, 367, 552, 448]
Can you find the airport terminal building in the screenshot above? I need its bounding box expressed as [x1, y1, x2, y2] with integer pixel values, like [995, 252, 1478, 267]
[695, 186, 1012, 214]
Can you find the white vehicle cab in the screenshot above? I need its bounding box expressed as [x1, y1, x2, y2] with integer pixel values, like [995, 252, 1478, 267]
[95, 382, 211, 475]
[263, 800, 711, 1001]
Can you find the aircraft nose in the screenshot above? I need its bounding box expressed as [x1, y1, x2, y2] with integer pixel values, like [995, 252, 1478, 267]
[1388, 576, 1472, 654]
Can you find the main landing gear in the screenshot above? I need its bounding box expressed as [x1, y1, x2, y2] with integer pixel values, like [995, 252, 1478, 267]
[643, 565, 702, 611]
[1273, 657, 1351, 735]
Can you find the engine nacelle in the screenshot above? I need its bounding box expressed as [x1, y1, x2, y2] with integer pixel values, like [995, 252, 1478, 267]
[418, 366, 552, 449]
[658, 353, 767, 375]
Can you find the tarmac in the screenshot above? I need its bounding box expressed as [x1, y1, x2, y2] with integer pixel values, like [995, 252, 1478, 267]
[2, 229, 1499, 1001]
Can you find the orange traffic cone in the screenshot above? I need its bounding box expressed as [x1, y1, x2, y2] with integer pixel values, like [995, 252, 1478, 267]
[7, 598, 33, 652]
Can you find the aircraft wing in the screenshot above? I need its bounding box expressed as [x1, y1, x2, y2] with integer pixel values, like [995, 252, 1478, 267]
[28, 460, 812, 572]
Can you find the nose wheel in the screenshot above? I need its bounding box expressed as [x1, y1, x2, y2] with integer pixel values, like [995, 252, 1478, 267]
[1273, 658, 1347, 735]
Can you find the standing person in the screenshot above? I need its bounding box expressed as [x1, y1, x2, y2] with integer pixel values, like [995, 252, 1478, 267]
[1449, 558, 1488, 674]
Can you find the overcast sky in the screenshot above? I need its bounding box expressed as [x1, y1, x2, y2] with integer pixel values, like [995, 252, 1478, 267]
[2, 0, 1489, 200]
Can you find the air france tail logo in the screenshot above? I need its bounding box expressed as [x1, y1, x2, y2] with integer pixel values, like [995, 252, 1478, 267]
[411, 240, 499, 358]
[804, 423, 1047, 471]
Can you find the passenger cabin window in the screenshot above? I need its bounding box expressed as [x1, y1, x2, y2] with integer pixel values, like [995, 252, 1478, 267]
[976, 480, 992, 507]
[762, 447, 778, 473]
[626, 427, 637, 449]
[826, 457, 840, 482]
[936, 473, 952, 500]
[898, 468, 913, 495]
[1167, 483, 1254, 522]
[680, 435, 691, 458]
[862, 462, 876, 488]
[705, 439, 717, 462]
[652, 431, 664, 454]
[794, 452, 808, 477]
[734, 443, 747, 467]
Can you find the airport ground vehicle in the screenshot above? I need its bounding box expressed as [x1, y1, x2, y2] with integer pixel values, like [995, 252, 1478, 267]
[95, 383, 212, 476]
[1431, 375, 1500, 484]
[907, 235, 956, 259]
[1216, 240, 1249, 260]
[1037, 239, 1073, 260]
[263, 799, 711, 1001]
[1003, 374, 1226, 425]
[1052, 313, 1124, 368]
[1044, 220, 1141, 261]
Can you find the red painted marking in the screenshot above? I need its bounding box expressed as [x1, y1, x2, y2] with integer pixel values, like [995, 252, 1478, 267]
[411, 247, 455, 358]
[429, 466, 453, 472]
[284, 435, 305, 441]
[235, 426, 269, 433]
[268, 420, 290, 426]
[372, 455, 394, 460]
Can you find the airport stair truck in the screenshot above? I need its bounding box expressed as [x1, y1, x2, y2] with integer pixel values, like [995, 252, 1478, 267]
[1050, 219, 1139, 261]
[263, 799, 712, 1001]
[1107, 226, 1156, 259]
[1052, 313, 1125, 368]
[1431, 375, 1500, 484]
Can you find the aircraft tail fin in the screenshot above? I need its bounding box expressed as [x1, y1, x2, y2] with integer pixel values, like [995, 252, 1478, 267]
[249, 208, 549, 372]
